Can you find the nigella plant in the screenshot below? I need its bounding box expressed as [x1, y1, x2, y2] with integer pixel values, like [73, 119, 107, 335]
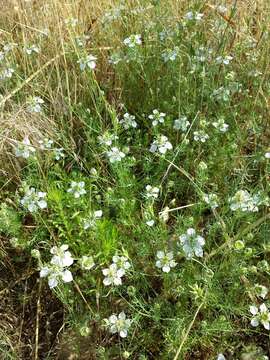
[150, 135, 173, 154]
[40, 245, 74, 289]
[104, 312, 132, 338]
[178, 228, 205, 259]
[20, 187, 47, 213]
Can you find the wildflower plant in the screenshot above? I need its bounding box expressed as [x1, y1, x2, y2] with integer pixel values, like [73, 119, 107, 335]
[250, 304, 270, 330]
[40, 245, 74, 289]
[1, 1, 270, 358]
[150, 135, 173, 154]
[178, 228, 205, 259]
[20, 188, 47, 213]
[104, 312, 131, 338]
[67, 181, 87, 198]
[155, 251, 177, 273]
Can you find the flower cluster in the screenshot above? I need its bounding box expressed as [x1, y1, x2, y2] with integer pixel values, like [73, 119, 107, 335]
[20, 187, 47, 213]
[40, 245, 74, 288]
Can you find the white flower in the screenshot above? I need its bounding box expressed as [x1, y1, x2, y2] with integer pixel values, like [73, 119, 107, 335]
[78, 54, 97, 70]
[150, 135, 173, 154]
[229, 190, 260, 212]
[83, 210, 103, 229]
[67, 181, 86, 198]
[0, 67, 14, 80]
[148, 109, 166, 127]
[184, 11, 204, 21]
[102, 263, 125, 286]
[216, 55, 233, 65]
[24, 44, 40, 55]
[193, 130, 209, 142]
[112, 255, 131, 271]
[80, 255, 95, 270]
[173, 116, 190, 132]
[39, 138, 53, 150]
[50, 244, 74, 267]
[53, 148, 65, 160]
[254, 284, 268, 299]
[178, 228, 205, 259]
[119, 113, 137, 129]
[107, 147, 125, 163]
[15, 136, 36, 159]
[104, 311, 131, 338]
[145, 185, 159, 199]
[156, 251, 177, 273]
[98, 132, 119, 146]
[265, 152, 270, 159]
[40, 244, 74, 289]
[212, 118, 229, 133]
[123, 34, 142, 48]
[203, 193, 219, 209]
[20, 187, 47, 213]
[162, 48, 178, 62]
[250, 303, 270, 330]
[40, 266, 73, 289]
[27, 96, 44, 113]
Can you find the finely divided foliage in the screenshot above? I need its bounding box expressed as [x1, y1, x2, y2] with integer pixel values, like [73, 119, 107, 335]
[0, 0, 270, 359]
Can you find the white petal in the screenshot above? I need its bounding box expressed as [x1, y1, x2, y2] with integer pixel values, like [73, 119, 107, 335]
[119, 329, 128, 338]
[249, 305, 258, 315]
[103, 277, 112, 286]
[40, 267, 50, 278]
[118, 312, 126, 320]
[250, 318, 259, 327]
[48, 277, 58, 288]
[61, 270, 73, 283]
[260, 303, 268, 313]
[162, 265, 170, 273]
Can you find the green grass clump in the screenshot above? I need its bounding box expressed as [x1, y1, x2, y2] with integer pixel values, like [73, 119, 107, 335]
[0, 0, 270, 359]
